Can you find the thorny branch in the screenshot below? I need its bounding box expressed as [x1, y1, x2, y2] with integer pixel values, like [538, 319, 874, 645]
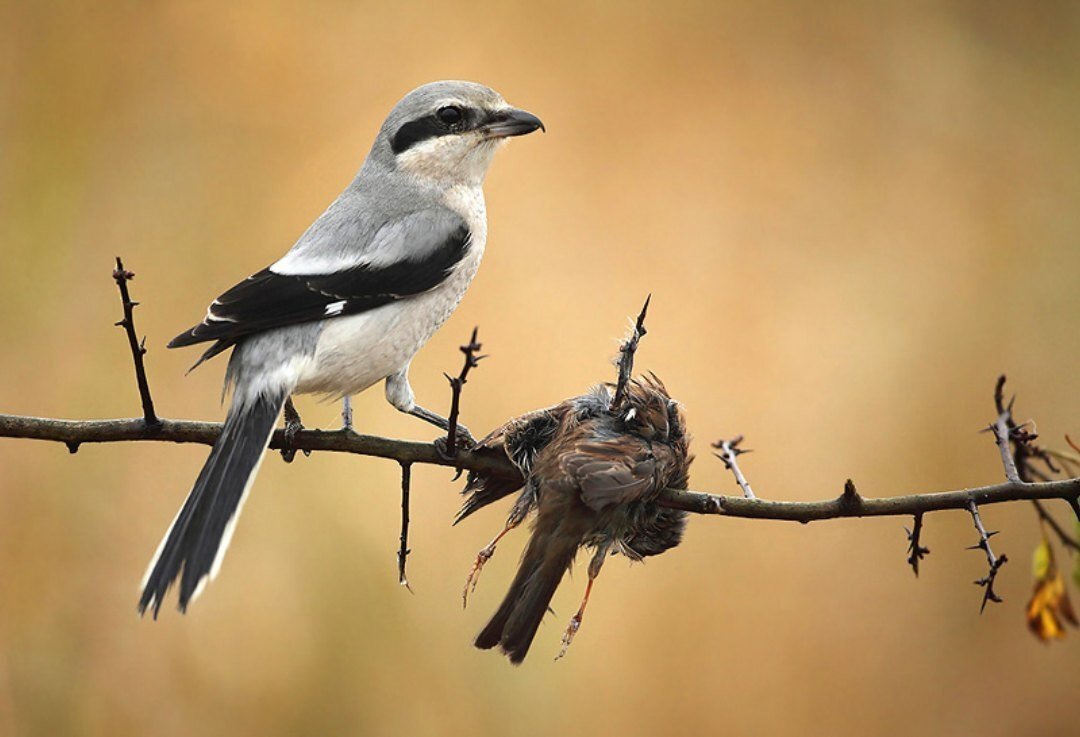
[966, 499, 1007, 613]
[443, 327, 483, 456]
[112, 258, 158, 426]
[1, 262, 1079, 609]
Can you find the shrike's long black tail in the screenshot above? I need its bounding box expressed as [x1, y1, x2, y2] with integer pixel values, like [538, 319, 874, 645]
[138, 388, 287, 617]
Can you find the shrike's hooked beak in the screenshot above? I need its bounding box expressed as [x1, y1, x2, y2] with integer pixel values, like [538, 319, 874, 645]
[483, 108, 545, 138]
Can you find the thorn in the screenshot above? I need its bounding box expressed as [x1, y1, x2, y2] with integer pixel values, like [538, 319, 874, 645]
[65, 441, 80, 454]
[842, 479, 859, 499]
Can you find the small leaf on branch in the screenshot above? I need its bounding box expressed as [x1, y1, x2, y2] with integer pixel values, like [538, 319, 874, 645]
[1027, 535, 1078, 642]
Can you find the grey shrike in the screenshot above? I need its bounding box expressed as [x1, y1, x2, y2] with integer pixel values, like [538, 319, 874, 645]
[138, 80, 543, 617]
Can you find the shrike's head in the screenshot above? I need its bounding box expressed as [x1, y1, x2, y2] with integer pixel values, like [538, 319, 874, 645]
[373, 80, 544, 185]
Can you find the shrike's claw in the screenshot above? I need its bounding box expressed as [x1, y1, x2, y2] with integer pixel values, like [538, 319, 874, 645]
[281, 397, 309, 463]
[433, 429, 475, 461]
[454, 425, 477, 448]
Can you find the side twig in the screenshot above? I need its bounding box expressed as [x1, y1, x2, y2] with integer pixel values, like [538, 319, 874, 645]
[1032, 500, 1080, 553]
[904, 512, 930, 577]
[444, 327, 484, 456]
[112, 257, 158, 426]
[966, 499, 1007, 613]
[712, 435, 756, 500]
[397, 462, 414, 593]
[989, 374, 1080, 540]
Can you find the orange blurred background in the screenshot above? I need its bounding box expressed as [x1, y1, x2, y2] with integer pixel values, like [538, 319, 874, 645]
[1, 1, 1078, 735]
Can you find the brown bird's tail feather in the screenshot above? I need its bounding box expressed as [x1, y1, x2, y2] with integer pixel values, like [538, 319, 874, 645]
[475, 526, 580, 664]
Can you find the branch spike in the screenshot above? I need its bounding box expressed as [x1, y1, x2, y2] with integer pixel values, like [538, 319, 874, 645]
[397, 461, 414, 593]
[611, 295, 650, 409]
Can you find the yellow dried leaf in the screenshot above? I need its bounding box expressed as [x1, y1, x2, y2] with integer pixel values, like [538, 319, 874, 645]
[1033, 538, 1051, 580]
[1026, 535, 1079, 642]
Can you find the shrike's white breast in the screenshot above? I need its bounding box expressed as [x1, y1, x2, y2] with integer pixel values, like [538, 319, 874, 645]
[294, 185, 487, 398]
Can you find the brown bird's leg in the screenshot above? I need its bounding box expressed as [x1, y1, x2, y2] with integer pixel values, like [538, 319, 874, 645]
[556, 544, 609, 660]
[463, 517, 523, 608]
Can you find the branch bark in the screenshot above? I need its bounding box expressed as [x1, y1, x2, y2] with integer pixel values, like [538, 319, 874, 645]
[3, 411, 1078, 522]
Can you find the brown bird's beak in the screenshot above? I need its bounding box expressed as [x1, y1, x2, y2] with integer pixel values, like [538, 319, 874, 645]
[483, 108, 545, 138]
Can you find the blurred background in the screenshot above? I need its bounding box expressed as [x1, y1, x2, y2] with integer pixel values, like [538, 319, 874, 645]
[2, 1, 1079, 735]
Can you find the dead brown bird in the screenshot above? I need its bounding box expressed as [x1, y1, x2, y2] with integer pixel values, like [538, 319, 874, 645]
[458, 375, 692, 663]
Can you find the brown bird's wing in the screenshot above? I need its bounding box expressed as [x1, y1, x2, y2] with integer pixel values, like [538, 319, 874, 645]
[560, 440, 658, 512]
[455, 407, 562, 524]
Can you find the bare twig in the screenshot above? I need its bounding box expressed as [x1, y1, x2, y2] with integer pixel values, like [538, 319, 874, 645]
[112, 258, 158, 426]
[966, 499, 1007, 613]
[659, 478, 1080, 520]
[712, 435, 756, 500]
[397, 462, 414, 593]
[904, 512, 930, 577]
[1032, 499, 1080, 553]
[989, 374, 1080, 537]
[987, 376, 1021, 484]
[992, 374, 1065, 482]
[444, 327, 483, 456]
[611, 295, 650, 409]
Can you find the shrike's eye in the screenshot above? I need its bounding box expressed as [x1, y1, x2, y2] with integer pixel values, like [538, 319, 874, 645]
[436, 106, 464, 127]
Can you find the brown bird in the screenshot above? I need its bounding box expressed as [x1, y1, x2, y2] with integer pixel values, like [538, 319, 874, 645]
[458, 375, 692, 663]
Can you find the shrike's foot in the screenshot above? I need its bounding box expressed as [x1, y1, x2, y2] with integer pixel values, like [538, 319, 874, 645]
[281, 397, 310, 463]
[454, 425, 476, 447]
[462, 544, 496, 609]
[433, 431, 476, 461]
[408, 406, 474, 443]
[341, 396, 354, 432]
[555, 614, 583, 661]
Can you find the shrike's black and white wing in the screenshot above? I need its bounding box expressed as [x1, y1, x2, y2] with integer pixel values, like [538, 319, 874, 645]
[170, 208, 471, 368]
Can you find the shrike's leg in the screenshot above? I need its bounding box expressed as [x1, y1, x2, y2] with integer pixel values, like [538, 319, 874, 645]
[341, 395, 354, 431]
[385, 368, 474, 443]
[556, 545, 609, 661]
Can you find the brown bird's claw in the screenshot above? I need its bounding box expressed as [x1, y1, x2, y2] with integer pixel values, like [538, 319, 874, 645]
[555, 551, 604, 661]
[462, 521, 520, 608]
[462, 544, 496, 608]
[555, 613, 583, 661]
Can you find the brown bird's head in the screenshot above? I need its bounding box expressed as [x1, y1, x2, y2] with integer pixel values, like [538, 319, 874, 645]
[615, 374, 686, 442]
